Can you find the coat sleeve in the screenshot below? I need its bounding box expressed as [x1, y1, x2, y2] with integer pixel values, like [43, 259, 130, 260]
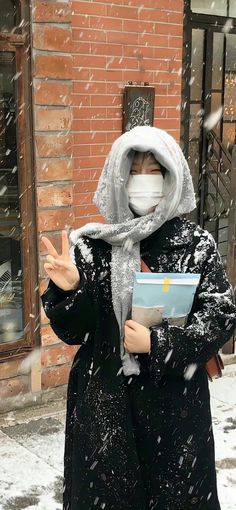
[148, 235, 236, 383]
[40, 244, 95, 345]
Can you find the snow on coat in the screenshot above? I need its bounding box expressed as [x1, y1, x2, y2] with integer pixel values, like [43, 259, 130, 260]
[41, 217, 236, 510]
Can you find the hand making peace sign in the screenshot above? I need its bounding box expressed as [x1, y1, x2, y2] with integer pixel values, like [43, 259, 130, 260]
[41, 230, 80, 291]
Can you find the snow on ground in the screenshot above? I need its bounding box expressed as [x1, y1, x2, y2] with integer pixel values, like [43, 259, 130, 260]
[210, 365, 236, 510]
[0, 365, 235, 509]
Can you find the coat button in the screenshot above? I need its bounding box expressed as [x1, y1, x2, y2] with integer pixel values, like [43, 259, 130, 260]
[180, 409, 188, 418]
[190, 497, 199, 505]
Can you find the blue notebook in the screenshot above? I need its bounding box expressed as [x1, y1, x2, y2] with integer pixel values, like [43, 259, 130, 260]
[132, 272, 201, 327]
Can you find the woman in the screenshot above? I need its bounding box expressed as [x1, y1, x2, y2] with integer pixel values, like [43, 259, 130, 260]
[41, 126, 236, 510]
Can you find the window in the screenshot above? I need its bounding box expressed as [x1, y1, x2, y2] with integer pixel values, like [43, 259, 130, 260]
[191, 0, 236, 17]
[0, 1, 38, 359]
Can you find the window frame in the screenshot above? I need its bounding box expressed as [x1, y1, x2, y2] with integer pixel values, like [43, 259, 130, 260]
[0, 0, 39, 361]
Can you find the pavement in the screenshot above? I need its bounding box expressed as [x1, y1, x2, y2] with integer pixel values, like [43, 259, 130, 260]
[0, 365, 236, 510]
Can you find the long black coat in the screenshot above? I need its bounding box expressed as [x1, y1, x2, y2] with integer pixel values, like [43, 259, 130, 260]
[41, 217, 236, 510]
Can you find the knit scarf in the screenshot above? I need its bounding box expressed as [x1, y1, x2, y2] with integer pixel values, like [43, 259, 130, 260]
[69, 126, 196, 376]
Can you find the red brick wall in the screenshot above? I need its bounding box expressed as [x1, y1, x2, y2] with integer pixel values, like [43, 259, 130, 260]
[0, 0, 184, 406]
[72, 0, 184, 226]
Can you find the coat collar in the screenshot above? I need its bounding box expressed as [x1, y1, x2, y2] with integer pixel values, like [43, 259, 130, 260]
[141, 216, 196, 254]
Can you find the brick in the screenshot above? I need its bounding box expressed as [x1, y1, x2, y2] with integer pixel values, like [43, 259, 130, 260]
[154, 71, 180, 84]
[91, 95, 121, 107]
[139, 9, 183, 24]
[73, 54, 107, 69]
[123, 46, 154, 58]
[74, 204, 99, 216]
[168, 83, 182, 95]
[73, 169, 93, 181]
[73, 180, 98, 193]
[41, 364, 71, 389]
[168, 36, 183, 48]
[0, 359, 23, 380]
[140, 59, 169, 72]
[71, 191, 92, 205]
[156, 84, 168, 95]
[107, 31, 138, 45]
[123, 19, 156, 34]
[73, 155, 105, 169]
[73, 214, 105, 228]
[34, 80, 72, 106]
[154, 118, 180, 130]
[106, 5, 138, 19]
[74, 203, 99, 216]
[35, 107, 72, 131]
[90, 144, 110, 156]
[157, 23, 183, 36]
[73, 82, 106, 95]
[90, 43, 123, 57]
[71, 41, 91, 54]
[72, 119, 91, 132]
[90, 17, 123, 31]
[122, 70, 154, 83]
[41, 325, 61, 346]
[74, 106, 105, 120]
[156, 95, 181, 107]
[34, 55, 72, 80]
[41, 344, 78, 368]
[73, 132, 105, 144]
[37, 158, 73, 182]
[36, 134, 72, 157]
[37, 184, 73, 207]
[33, 25, 72, 52]
[33, 1, 71, 22]
[72, 28, 106, 43]
[107, 108, 122, 119]
[72, 1, 107, 16]
[106, 57, 138, 71]
[87, 69, 123, 83]
[0, 376, 29, 399]
[38, 208, 74, 232]
[154, 47, 182, 59]
[71, 14, 90, 28]
[30, 355, 41, 393]
[138, 32, 168, 47]
[130, 0, 183, 10]
[72, 94, 90, 107]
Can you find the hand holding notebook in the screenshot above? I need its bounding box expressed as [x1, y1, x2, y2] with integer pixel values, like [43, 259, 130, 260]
[132, 272, 201, 328]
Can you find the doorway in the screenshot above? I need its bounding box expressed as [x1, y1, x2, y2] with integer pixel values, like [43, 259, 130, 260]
[182, 2, 236, 268]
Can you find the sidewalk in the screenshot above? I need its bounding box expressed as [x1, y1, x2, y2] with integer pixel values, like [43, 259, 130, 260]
[0, 365, 236, 510]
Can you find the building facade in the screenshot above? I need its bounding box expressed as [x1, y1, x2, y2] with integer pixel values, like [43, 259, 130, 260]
[0, 0, 235, 410]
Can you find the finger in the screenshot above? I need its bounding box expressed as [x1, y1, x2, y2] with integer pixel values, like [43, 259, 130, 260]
[44, 262, 55, 272]
[46, 255, 59, 268]
[125, 320, 136, 330]
[41, 236, 58, 258]
[124, 340, 129, 353]
[47, 257, 73, 270]
[61, 230, 70, 258]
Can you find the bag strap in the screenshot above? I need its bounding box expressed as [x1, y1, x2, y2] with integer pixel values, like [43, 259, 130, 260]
[141, 258, 151, 273]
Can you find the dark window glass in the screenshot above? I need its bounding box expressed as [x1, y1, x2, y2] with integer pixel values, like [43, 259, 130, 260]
[212, 33, 224, 90]
[0, 51, 24, 344]
[190, 29, 204, 101]
[0, 0, 20, 32]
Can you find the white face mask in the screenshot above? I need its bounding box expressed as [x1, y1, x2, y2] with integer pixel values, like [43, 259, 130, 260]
[127, 174, 164, 216]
